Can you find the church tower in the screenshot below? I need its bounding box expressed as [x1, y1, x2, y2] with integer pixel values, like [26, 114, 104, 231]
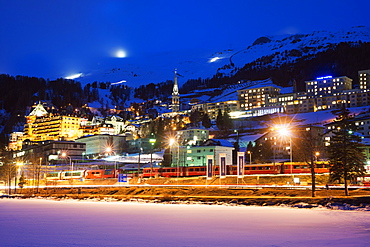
[172, 69, 180, 112]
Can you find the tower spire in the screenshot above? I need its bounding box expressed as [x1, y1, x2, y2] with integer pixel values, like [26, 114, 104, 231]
[172, 69, 180, 112]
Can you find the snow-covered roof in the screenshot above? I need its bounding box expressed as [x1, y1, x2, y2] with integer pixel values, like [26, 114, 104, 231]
[203, 139, 234, 147]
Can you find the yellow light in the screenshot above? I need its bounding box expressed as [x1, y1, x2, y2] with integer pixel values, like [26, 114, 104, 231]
[276, 124, 291, 137]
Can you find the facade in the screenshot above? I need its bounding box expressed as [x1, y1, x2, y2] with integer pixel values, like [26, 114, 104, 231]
[359, 69, 370, 90]
[325, 115, 370, 139]
[15, 140, 86, 164]
[171, 141, 234, 167]
[86, 115, 126, 135]
[285, 95, 315, 114]
[237, 84, 281, 111]
[268, 93, 295, 108]
[8, 132, 24, 151]
[176, 129, 209, 146]
[76, 134, 127, 158]
[26, 115, 82, 141]
[104, 115, 126, 135]
[305, 76, 352, 98]
[254, 125, 324, 162]
[128, 137, 155, 154]
[24, 103, 83, 142]
[192, 100, 239, 119]
[285, 89, 370, 113]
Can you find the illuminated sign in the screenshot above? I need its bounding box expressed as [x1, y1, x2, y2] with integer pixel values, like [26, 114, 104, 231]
[316, 76, 332, 80]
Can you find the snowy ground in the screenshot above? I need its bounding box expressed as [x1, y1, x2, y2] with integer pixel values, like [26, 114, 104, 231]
[1, 199, 369, 247]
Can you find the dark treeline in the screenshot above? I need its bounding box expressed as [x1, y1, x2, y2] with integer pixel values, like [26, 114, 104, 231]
[134, 80, 174, 100]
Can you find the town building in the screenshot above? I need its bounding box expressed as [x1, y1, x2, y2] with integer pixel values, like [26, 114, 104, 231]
[237, 82, 281, 111]
[171, 139, 234, 167]
[14, 140, 86, 165]
[192, 100, 239, 119]
[254, 125, 325, 162]
[176, 128, 209, 146]
[128, 137, 156, 154]
[305, 76, 352, 98]
[76, 134, 127, 159]
[359, 69, 370, 90]
[8, 132, 23, 151]
[23, 102, 83, 142]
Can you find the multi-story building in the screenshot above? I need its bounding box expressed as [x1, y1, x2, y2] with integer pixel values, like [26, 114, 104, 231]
[76, 134, 127, 158]
[268, 93, 295, 108]
[104, 115, 126, 135]
[285, 89, 370, 113]
[8, 132, 23, 151]
[305, 76, 352, 98]
[171, 139, 234, 167]
[237, 83, 281, 111]
[192, 100, 239, 119]
[176, 128, 209, 146]
[284, 93, 314, 114]
[85, 116, 126, 135]
[24, 102, 83, 142]
[254, 125, 324, 162]
[15, 140, 86, 165]
[359, 69, 370, 90]
[325, 114, 370, 138]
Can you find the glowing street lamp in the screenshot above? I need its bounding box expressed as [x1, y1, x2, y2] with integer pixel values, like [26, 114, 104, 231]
[61, 152, 72, 173]
[169, 138, 180, 184]
[14, 161, 23, 194]
[149, 134, 156, 178]
[275, 124, 293, 175]
[105, 147, 117, 171]
[315, 151, 320, 162]
[247, 151, 252, 165]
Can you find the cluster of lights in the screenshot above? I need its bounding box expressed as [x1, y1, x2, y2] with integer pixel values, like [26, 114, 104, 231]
[316, 76, 333, 80]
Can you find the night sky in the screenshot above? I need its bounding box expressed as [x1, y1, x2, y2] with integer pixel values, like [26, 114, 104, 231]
[0, 0, 369, 84]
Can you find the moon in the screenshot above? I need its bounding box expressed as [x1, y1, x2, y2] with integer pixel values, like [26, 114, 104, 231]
[115, 49, 127, 58]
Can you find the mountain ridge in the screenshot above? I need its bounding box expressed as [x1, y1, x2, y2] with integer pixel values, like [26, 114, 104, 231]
[76, 26, 370, 88]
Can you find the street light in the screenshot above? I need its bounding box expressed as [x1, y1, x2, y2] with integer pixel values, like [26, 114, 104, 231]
[234, 129, 239, 143]
[137, 147, 143, 177]
[105, 147, 117, 171]
[149, 133, 156, 178]
[275, 124, 293, 175]
[169, 138, 180, 184]
[247, 151, 252, 165]
[61, 152, 72, 174]
[14, 161, 23, 194]
[315, 151, 320, 162]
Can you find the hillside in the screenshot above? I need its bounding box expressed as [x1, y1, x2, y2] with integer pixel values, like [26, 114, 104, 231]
[73, 26, 370, 90]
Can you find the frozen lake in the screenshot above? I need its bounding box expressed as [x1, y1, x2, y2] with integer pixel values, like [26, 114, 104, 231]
[0, 198, 369, 246]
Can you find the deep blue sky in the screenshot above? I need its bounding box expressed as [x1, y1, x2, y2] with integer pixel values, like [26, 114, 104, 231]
[0, 0, 369, 82]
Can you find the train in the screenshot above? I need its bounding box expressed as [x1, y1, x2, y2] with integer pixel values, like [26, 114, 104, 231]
[141, 162, 331, 178]
[45, 169, 119, 180]
[44, 162, 331, 180]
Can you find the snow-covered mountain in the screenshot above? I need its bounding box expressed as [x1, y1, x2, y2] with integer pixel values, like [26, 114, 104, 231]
[76, 26, 370, 87]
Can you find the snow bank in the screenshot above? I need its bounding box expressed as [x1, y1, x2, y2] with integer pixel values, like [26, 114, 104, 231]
[1, 198, 369, 246]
